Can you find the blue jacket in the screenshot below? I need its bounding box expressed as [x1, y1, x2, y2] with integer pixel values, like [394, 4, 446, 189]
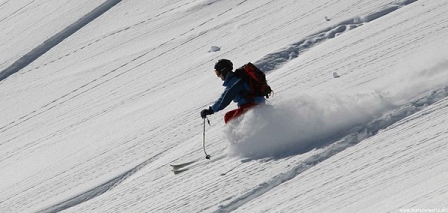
[211, 72, 265, 113]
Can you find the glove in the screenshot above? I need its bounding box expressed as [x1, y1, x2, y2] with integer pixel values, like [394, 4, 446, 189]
[200, 107, 214, 118]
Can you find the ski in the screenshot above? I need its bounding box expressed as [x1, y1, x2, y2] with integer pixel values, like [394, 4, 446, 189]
[170, 160, 197, 169]
[172, 168, 190, 175]
[170, 160, 198, 174]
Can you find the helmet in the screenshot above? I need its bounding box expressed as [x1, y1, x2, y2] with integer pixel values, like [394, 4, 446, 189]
[214, 59, 233, 73]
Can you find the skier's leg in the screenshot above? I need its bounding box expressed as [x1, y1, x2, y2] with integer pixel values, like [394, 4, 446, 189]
[224, 102, 258, 124]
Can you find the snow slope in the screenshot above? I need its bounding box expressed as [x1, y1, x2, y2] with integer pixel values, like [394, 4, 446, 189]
[1, 0, 448, 212]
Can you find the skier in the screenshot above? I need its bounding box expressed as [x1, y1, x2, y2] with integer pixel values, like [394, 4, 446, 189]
[200, 59, 267, 123]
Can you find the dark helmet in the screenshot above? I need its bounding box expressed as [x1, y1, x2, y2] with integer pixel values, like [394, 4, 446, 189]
[214, 59, 233, 74]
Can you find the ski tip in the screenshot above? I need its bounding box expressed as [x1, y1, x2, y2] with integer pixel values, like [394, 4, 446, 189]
[169, 160, 197, 169]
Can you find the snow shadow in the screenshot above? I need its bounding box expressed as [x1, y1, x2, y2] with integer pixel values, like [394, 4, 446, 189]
[0, 0, 122, 82]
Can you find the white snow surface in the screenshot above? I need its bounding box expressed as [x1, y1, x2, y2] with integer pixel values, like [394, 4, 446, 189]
[1, 0, 448, 212]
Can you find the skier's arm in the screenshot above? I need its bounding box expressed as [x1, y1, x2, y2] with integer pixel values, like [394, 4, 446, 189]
[211, 78, 245, 113]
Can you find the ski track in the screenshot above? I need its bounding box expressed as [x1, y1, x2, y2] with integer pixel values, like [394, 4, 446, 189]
[212, 0, 448, 211]
[3, 0, 448, 212]
[0, 0, 122, 82]
[254, 0, 418, 72]
[58, 0, 442, 211]
[1, 0, 252, 147]
[37, 153, 161, 213]
[25, 0, 432, 211]
[215, 87, 448, 212]
[23, 0, 201, 73]
[0, 0, 36, 24]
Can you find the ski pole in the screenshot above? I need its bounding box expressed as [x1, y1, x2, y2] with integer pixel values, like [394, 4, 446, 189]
[203, 117, 211, 159]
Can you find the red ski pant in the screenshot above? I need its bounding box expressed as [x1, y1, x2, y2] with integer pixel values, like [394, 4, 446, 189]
[224, 102, 258, 124]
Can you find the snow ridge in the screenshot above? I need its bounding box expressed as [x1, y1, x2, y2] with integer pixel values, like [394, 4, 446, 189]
[0, 0, 121, 82]
[254, 0, 418, 73]
[216, 86, 448, 212]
